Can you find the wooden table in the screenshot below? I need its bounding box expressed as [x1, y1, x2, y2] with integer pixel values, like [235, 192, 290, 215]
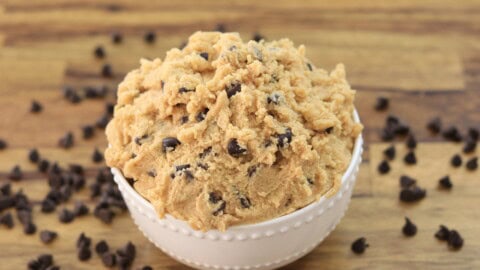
[0, 1, 479, 269]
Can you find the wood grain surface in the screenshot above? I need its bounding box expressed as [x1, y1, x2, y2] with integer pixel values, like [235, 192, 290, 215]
[0, 0, 479, 269]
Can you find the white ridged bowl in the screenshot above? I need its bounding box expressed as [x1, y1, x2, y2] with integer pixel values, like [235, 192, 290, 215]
[111, 111, 363, 270]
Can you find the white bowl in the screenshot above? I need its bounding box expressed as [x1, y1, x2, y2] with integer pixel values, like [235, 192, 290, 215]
[111, 111, 363, 270]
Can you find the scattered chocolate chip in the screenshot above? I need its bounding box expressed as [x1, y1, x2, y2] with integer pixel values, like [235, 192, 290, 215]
[404, 151, 417, 165]
[82, 125, 95, 139]
[96, 113, 110, 129]
[78, 246, 92, 261]
[58, 132, 74, 149]
[37, 254, 54, 269]
[94, 45, 105, 58]
[8, 165, 23, 181]
[40, 230, 58, 244]
[351, 237, 368, 254]
[240, 196, 251, 208]
[402, 217, 417, 237]
[196, 108, 209, 122]
[0, 212, 14, 228]
[0, 183, 11, 196]
[84, 85, 108, 99]
[212, 201, 226, 216]
[0, 196, 15, 212]
[77, 232, 91, 249]
[447, 230, 464, 249]
[0, 139, 6, 150]
[377, 160, 390, 174]
[227, 139, 247, 157]
[442, 126, 462, 142]
[466, 157, 478, 171]
[38, 159, 50, 173]
[105, 102, 114, 115]
[277, 128, 293, 148]
[406, 135, 417, 149]
[252, 32, 264, 42]
[69, 164, 84, 175]
[94, 208, 115, 224]
[17, 208, 32, 224]
[215, 23, 226, 32]
[468, 127, 479, 141]
[427, 117, 442, 134]
[102, 252, 117, 267]
[30, 100, 43, 113]
[58, 208, 75, 223]
[28, 148, 40, 163]
[380, 128, 395, 141]
[383, 145, 395, 160]
[144, 31, 156, 43]
[101, 64, 113, 78]
[226, 82, 241, 98]
[162, 137, 181, 152]
[400, 175, 416, 188]
[117, 241, 136, 260]
[23, 222, 37, 235]
[92, 148, 104, 163]
[209, 192, 222, 204]
[112, 32, 123, 44]
[463, 139, 476, 153]
[73, 201, 90, 217]
[451, 154, 462, 167]
[41, 199, 56, 213]
[95, 240, 110, 255]
[438, 175, 453, 189]
[400, 186, 426, 202]
[140, 266, 153, 270]
[199, 52, 209, 60]
[374, 97, 389, 111]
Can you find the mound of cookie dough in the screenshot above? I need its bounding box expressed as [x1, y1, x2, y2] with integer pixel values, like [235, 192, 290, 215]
[105, 31, 362, 231]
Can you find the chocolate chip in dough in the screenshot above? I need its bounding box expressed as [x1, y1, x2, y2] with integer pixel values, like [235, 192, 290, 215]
[162, 137, 181, 152]
[227, 139, 247, 157]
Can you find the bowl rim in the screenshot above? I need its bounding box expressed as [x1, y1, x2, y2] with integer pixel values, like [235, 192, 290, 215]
[112, 109, 363, 232]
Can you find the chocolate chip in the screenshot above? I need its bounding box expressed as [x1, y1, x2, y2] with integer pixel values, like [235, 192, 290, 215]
[144, 31, 156, 43]
[134, 134, 148, 146]
[447, 230, 463, 249]
[252, 32, 264, 42]
[95, 240, 110, 255]
[267, 93, 280, 104]
[212, 201, 226, 216]
[40, 230, 58, 244]
[0, 196, 15, 212]
[30, 100, 43, 113]
[209, 192, 222, 204]
[179, 87, 195, 93]
[175, 164, 191, 172]
[451, 154, 462, 167]
[41, 199, 56, 213]
[92, 148, 104, 163]
[307, 63, 313, 71]
[240, 196, 251, 208]
[400, 186, 426, 202]
[162, 137, 181, 152]
[73, 201, 89, 217]
[325, 127, 334, 134]
[84, 85, 108, 99]
[180, 115, 189, 124]
[466, 157, 478, 171]
[58, 208, 75, 223]
[38, 159, 50, 173]
[199, 52, 209, 60]
[277, 128, 293, 148]
[463, 139, 476, 153]
[8, 165, 23, 181]
[247, 165, 257, 177]
[28, 149, 40, 163]
[402, 217, 417, 237]
[178, 41, 187, 50]
[199, 146, 212, 159]
[404, 151, 417, 165]
[438, 175, 453, 189]
[394, 124, 410, 136]
[383, 145, 395, 160]
[77, 232, 91, 249]
[351, 237, 368, 254]
[374, 97, 389, 111]
[0, 183, 11, 196]
[116, 241, 136, 260]
[96, 113, 110, 129]
[28, 259, 41, 270]
[58, 132, 74, 149]
[426, 117, 442, 134]
[17, 209, 32, 224]
[102, 252, 117, 267]
[78, 246, 92, 261]
[442, 126, 462, 142]
[81, 125, 95, 139]
[112, 32, 123, 44]
[196, 108, 209, 122]
[400, 175, 416, 188]
[94, 208, 115, 224]
[468, 127, 479, 141]
[406, 135, 417, 149]
[69, 164, 84, 175]
[197, 163, 208, 170]
[37, 254, 53, 269]
[0, 212, 14, 228]
[101, 64, 113, 78]
[0, 139, 6, 150]
[94, 45, 105, 58]
[226, 82, 241, 98]
[227, 139, 247, 157]
[380, 128, 395, 141]
[23, 222, 37, 235]
[215, 23, 226, 32]
[140, 266, 153, 270]
[377, 160, 390, 174]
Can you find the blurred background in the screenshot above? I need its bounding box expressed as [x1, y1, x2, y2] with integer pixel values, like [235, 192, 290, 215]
[0, 0, 479, 269]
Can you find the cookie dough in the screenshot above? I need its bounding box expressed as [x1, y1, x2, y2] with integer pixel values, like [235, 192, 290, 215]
[105, 31, 362, 231]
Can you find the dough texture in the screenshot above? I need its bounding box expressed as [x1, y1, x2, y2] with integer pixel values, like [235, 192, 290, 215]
[105, 31, 362, 231]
